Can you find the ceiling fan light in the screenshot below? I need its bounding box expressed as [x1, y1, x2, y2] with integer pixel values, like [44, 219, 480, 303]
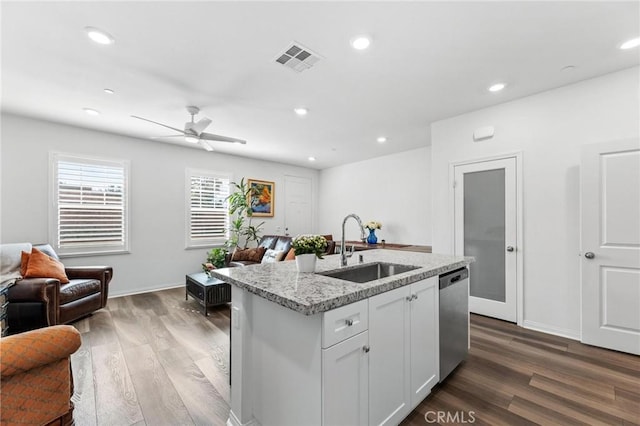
[184, 135, 199, 144]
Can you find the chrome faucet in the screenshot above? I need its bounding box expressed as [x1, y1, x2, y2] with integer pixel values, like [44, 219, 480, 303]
[340, 213, 365, 266]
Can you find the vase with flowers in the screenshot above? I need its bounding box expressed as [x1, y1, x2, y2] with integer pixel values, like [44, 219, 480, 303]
[292, 234, 328, 273]
[364, 220, 382, 245]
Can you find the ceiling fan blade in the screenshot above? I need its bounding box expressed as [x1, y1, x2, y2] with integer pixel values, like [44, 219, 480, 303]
[191, 117, 212, 134]
[131, 115, 185, 134]
[198, 139, 214, 152]
[200, 132, 247, 145]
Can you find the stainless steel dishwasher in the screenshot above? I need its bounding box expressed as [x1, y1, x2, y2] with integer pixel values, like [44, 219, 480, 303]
[439, 267, 469, 381]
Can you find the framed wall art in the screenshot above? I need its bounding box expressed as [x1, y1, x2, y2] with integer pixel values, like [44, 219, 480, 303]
[247, 179, 274, 217]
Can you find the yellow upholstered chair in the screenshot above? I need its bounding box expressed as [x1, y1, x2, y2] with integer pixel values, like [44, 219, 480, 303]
[0, 325, 81, 425]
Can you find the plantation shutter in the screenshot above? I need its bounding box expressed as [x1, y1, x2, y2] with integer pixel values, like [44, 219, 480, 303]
[188, 170, 230, 246]
[53, 154, 129, 255]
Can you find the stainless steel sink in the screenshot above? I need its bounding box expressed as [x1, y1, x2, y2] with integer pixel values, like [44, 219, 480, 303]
[319, 262, 420, 283]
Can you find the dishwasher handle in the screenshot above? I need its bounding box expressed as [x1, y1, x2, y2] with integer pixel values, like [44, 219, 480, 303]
[439, 267, 469, 290]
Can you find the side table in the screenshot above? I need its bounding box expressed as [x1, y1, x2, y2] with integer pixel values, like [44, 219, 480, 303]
[185, 272, 231, 316]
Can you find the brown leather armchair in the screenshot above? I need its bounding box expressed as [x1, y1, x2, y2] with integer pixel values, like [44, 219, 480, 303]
[8, 244, 112, 333]
[1, 325, 81, 425]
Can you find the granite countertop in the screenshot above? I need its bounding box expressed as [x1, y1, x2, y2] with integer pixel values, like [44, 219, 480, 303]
[210, 249, 473, 315]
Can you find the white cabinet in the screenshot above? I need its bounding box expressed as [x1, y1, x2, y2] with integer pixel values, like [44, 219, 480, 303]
[409, 278, 439, 407]
[368, 277, 439, 426]
[369, 285, 411, 426]
[322, 331, 369, 426]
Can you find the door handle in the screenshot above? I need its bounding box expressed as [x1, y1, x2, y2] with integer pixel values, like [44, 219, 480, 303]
[506, 246, 515, 252]
[584, 252, 595, 259]
[362, 345, 370, 353]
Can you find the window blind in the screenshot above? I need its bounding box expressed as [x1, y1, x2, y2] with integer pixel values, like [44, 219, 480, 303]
[54, 155, 128, 254]
[188, 171, 230, 245]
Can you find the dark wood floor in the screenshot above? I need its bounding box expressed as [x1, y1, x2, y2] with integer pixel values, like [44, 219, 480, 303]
[70, 288, 640, 426]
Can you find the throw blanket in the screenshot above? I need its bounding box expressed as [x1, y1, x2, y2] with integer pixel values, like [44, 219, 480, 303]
[0, 243, 32, 285]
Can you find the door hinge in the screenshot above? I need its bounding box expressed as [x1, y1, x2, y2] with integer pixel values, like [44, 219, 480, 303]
[453, 180, 457, 188]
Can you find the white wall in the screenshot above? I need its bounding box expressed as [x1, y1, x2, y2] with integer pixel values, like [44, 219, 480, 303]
[0, 114, 319, 297]
[431, 67, 640, 338]
[318, 147, 431, 245]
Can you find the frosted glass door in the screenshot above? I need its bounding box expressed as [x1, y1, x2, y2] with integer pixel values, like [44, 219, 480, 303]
[454, 158, 517, 322]
[464, 169, 506, 302]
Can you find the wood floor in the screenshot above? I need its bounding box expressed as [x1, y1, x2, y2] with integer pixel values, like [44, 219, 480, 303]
[70, 288, 640, 426]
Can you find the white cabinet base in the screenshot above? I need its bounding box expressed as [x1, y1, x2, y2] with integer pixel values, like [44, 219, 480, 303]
[229, 277, 440, 426]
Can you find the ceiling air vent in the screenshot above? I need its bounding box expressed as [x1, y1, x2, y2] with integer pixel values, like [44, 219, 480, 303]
[275, 42, 321, 73]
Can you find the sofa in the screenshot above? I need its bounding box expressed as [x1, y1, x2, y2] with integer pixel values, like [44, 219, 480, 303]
[0, 325, 81, 425]
[1, 243, 112, 333]
[226, 234, 336, 267]
[227, 235, 294, 267]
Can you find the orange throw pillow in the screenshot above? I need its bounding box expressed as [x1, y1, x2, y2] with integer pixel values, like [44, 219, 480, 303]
[20, 251, 30, 277]
[284, 248, 296, 261]
[24, 247, 69, 284]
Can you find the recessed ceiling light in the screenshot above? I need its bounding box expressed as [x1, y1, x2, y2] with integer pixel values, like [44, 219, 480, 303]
[488, 83, 506, 92]
[308, 156, 316, 162]
[377, 136, 387, 143]
[620, 37, 640, 50]
[85, 27, 114, 45]
[83, 108, 100, 116]
[103, 88, 115, 94]
[561, 65, 576, 72]
[351, 36, 371, 50]
[294, 107, 308, 116]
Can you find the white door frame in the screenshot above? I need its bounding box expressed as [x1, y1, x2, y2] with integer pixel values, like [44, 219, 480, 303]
[449, 152, 524, 326]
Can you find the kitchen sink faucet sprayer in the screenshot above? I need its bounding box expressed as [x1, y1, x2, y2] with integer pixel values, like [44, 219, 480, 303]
[340, 213, 366, 266]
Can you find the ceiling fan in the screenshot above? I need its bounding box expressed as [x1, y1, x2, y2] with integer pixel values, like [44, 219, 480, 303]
[131, 106, 246, 151]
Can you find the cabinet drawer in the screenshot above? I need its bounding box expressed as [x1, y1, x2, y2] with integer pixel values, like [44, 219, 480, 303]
[322, 299, 368, 348]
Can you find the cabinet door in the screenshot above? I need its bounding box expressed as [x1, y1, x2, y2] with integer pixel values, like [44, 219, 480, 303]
[368, 286, 411, 426]
[322, 331, 369, 426]
[410, 277, 439, 408]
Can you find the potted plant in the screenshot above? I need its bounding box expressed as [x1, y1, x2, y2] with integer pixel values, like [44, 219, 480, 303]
[202, 247, 228, 277]
[226, 178, 264, 250]
[292, 234, 327, 273]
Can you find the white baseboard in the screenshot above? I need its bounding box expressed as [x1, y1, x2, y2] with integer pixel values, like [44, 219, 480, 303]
[522, 319, 580, 341]
[108, 282, 183, 299]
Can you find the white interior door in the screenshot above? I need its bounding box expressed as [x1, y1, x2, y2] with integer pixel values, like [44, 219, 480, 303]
[581, 138, 640, 355]
[454, 157, 518, 322]
[284, 175, 312, 236]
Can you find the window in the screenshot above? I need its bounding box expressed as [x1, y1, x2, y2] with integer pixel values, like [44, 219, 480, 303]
[51, 153, 129, 256]
[186, 169, 230, 248]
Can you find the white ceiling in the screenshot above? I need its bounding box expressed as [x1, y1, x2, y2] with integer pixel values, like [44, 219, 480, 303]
[2, 1, 639, 169]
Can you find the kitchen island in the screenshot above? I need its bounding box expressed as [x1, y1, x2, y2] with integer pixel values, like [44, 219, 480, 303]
[211, 249, 473, 426]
